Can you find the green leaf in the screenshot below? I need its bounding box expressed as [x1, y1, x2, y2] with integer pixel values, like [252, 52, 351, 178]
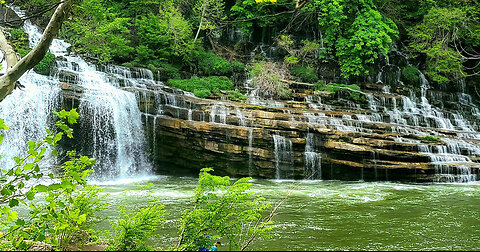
[7, 211, 18, 222]
[1, 188, 12, 196]
[16, 219, 25, 226]
[23, 163, 34, 171]
[54, 132, 63, 143]
[35, 185, 48, 192]
[9, 199, 19, 207]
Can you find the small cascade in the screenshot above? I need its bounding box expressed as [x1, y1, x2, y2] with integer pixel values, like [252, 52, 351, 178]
[304, 133, 322, 179]
[248, 128, 254, 176]
[273, 135, 294, 179]
[210, 103, 229, 124]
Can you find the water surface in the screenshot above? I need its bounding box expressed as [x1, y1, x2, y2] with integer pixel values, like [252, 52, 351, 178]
[94, 176, 480, 251]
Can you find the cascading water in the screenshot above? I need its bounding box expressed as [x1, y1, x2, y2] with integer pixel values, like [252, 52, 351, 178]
[304, 133, 321, 179]
[273, 134, 294, 179]
[0, 8, 62, 171]
[2, 7, 152, 181]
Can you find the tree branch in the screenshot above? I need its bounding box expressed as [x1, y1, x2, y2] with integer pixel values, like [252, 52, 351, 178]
[0, 0, 75, 102]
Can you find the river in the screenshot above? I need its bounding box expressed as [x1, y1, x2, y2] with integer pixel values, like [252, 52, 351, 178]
[92, 176, 480, 251]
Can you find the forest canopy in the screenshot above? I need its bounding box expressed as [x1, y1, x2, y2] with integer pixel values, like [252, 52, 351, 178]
[9, 0, 480, 89]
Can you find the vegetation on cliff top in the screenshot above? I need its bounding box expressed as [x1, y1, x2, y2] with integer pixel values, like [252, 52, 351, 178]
[8, 0, 480, 99]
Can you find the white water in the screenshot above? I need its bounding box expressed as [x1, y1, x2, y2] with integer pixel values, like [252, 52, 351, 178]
[1, 8, 152, 181]
[273, 135, 294, 179]
[304, 133, 322, 179]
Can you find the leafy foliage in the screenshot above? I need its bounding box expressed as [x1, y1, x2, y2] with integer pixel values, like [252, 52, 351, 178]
[307, 0, 398, 78]
[229, 0, 294, 35]
[291, 65, 318, 83]
[108, 185, 166, 251]
[409, 7, 469, 83]
[61, 0, 134, 62]
[401, 65, 420, 86]
[174, 168, 275, 251]
[197, 51, 245, 76]
[0, 109, 106, 250]
[9, 28, 56, 75]
[167, 76, 235, 98]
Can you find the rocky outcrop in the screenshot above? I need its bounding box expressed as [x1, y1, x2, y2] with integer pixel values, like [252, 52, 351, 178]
[57, 63, 480, 183]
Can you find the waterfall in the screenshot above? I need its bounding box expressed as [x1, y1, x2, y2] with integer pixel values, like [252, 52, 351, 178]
[0, 73, 61, 170]
[304, 133, 321, 179]
[248, 128, 254, 176]
[273, 134, 294, 179]
[210, 103, 229, 124]
[2, 7, 152, 181]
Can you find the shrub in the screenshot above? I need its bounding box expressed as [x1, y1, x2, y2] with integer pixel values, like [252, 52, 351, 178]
[316, 83, 365, 103]
[109, 197, 165, 251]
[0, 109, 106, 251]
[174, 168, 276, 251]
[226, 90, 247, 101]
[197, 52, 245, 76]
[9, 28, 29, 50]
[193, 89, 212, 98]
[156, 62, 180, 80]
[291, 65, 318, 83]
[401, 65, 420, 86]
[33, 52, 56, 75]
[250, 61, 291, 99]
[313, 80, 326, 91]
[167, 76, 234, 98]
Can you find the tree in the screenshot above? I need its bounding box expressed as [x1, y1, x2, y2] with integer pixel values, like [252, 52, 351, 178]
[306, 0, 398, 78]
[0, 0, 75, 102]
[409, 5, 480, 84]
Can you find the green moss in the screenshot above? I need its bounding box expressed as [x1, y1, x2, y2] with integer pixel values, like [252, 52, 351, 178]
[291, 65, 318, 83]
[401, 65, 420, 86]
[167, 76, 235, 99]
[417, 135, 441, 142]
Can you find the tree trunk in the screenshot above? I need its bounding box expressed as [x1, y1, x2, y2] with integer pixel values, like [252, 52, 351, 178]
[0, 0, 75, 102]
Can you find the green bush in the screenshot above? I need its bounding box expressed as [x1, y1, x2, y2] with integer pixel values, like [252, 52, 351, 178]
[401, 65, 420, 86]
[197, 52, 245, 76]
[226, 90, 247, 101]
[291, 65, 318, 83]
[33, 52, 56, 75]
[9, 29, 29, 50]
[156, 62, 180, 80]
[230, 61, 246, 73]
[313, 80, 326, 91]
[316, 83, 365, 103]
[109, 201, 165, 251]
[16, 47, 56, 76]
[193, 89, 212, 98]
[167, 76, 234, 98]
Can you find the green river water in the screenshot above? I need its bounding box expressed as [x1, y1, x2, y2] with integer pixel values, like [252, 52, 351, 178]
[91, 176, 480, 251]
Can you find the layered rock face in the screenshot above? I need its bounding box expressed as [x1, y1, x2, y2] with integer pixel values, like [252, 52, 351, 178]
[57, 58, 480, 182]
